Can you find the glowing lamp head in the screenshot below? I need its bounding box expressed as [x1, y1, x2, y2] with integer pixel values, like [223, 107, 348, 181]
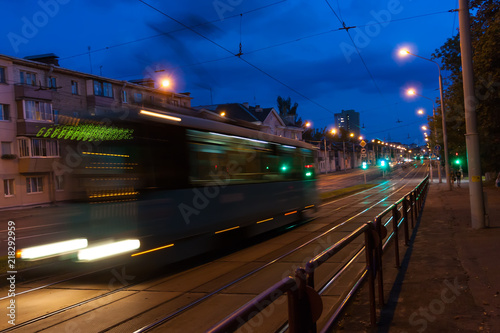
[305, 121, 311, 128]
[417, 109, 424, 115]
[407, 88, 416, 96]
[330, 128, 336, 135]
[350, 133, 354, 137]
[161, 79, 170, 88]
[422, 125, 427, 130]
[220, 111, 226, 117]
[399, 49, 410, 56]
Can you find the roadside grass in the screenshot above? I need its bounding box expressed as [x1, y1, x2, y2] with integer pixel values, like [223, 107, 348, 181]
[320, 183, 377, 202]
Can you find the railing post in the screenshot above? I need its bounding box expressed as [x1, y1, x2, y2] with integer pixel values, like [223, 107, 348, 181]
[392, 205, 400, 268]
[410, 191, 415, 228]
[403, 198, 410, 246]
[416, 190, 421, 216]
[288, 278, 301, 333]
[295, 268, 315, 333]
[365, 223, 377, 326]
[374, 217, 385, 307]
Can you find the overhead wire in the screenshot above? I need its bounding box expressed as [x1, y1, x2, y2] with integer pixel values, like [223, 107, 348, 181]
[324, 0, 387, 104]
[60, 0, 288, 61]
[137, 0, 337, 115]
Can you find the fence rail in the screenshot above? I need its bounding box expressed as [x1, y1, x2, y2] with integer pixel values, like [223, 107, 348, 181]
[208, 176, 430, 333]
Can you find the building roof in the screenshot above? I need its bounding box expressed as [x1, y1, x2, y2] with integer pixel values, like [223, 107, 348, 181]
[194, 103, 261, 123]
[248, 106, 274, 122]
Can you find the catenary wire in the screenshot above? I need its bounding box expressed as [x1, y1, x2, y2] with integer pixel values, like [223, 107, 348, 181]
[137, 0, 337, 115]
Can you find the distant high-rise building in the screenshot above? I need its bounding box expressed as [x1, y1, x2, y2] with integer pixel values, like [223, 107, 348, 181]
[334, 109, 360, 138]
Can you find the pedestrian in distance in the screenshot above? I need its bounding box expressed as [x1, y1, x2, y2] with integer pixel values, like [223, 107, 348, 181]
[496, 172, 500, 188]
[456, 170, 461, 187]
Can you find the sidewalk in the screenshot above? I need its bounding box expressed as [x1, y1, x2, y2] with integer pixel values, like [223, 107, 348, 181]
[337, 181, 500, 332]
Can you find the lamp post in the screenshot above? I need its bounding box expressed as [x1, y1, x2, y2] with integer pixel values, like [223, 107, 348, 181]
[400, 49, 451, 190]
[459, 0, 485, 228]
[407, 89, 442, 183]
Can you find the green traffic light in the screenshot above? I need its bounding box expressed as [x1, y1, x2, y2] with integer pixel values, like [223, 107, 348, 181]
[455, 159, 461, 165]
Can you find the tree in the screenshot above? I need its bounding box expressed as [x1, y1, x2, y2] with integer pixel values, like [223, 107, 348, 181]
[303, 127, 326, 141]
[432, 0, 500, 172]
[277, 96, 299, 124]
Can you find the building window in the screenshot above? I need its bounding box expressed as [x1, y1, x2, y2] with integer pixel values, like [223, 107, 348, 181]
[0, 104, 9, 121]
[122, 90, 128, 103]
[93, 80, 113, 97]
[53, 109, 59, 124]
[23, 100, 53, 121]
[17, 138, 58, 157]
[55, 175, 64, 191]
[71, 80, 79, 95]
[134, 93, 142, 103]
[26, 176, 43, 194]
[4, 179, 15, 196]
[31, 139, 59, 157]
[0, 67, 5, 83]
[1, 142, 12, 155]
[20, 71, 37, 86]
[47, 76, 57, 90]
[18, 138, 30, 157]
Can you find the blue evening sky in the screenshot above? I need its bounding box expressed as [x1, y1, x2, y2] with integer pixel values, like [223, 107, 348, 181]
[1, 0, 460, 144]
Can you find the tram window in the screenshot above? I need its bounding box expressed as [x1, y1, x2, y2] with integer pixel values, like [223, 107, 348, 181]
[186, 130, 311, 185]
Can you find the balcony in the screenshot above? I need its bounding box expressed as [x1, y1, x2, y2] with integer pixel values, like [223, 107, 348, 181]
[18, 157, 60, 173]
[14, 84, 52, 101]
[87, 95, 116, 108]
[17, 120, 49, 136]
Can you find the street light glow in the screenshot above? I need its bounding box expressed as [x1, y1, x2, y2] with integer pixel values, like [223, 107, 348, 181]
[305, 121, 311, 128]
[422, 125, 427, 130]
[350, 133, 354, 137]
[399, 48, 410, 56]
[161, 79, 170, 88]
[407, 88, 416, 96]
[417, 109, 424, 115]
[330, 128, 336, 135]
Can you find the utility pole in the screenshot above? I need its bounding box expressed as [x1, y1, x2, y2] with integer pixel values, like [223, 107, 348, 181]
[343, 141, 346, 171]
[324, 138, 328, 174]
[459, 0, 485, 229]
[439, 72, 451, 191]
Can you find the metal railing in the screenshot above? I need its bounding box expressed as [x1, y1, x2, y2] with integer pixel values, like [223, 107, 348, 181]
[208, 176, 429, 333]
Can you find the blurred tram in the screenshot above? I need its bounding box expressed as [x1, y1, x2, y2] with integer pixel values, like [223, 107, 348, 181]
[18, 109, 318, 264]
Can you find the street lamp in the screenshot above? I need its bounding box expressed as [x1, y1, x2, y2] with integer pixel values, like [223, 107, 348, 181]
[161, 79, 170, 88]
[400, 48, 451, 190]
[406, 88, 441, 183]
[417, 108, 425, 115]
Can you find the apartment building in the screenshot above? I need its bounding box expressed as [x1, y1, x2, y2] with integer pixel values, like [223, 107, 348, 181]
[0, 53, 192, 209]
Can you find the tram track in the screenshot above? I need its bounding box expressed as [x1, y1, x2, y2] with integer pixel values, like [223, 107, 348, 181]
[1, 164, 427, 333]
